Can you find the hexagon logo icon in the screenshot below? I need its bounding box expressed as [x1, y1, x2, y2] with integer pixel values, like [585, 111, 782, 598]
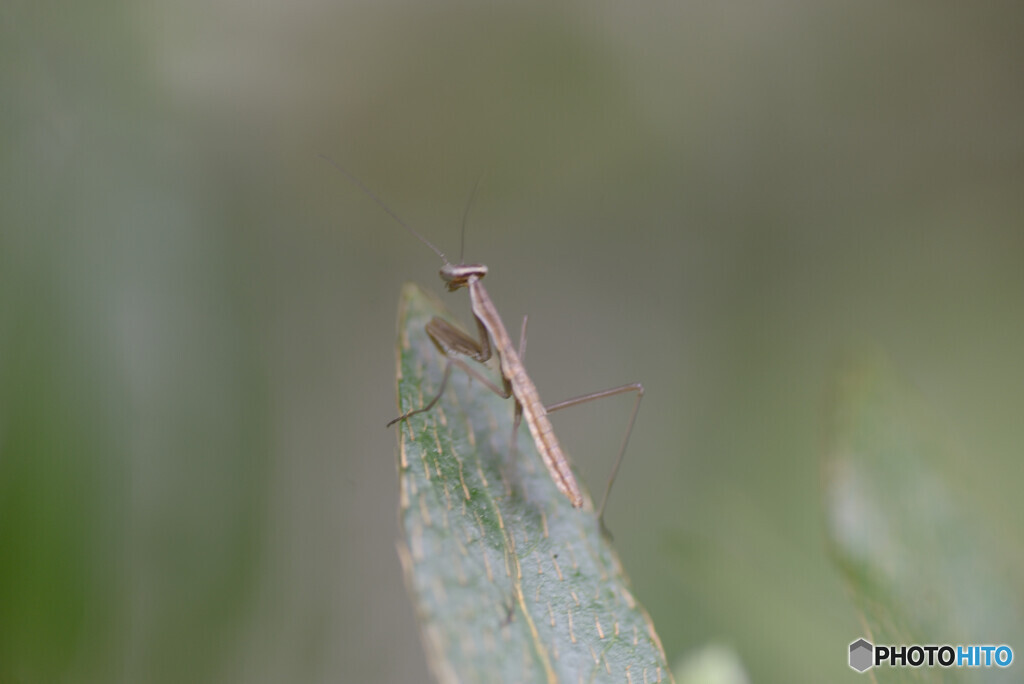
[849, 639, 873, 672]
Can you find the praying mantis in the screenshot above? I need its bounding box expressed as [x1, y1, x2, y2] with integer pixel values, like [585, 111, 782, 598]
[326, 157, 643, 523]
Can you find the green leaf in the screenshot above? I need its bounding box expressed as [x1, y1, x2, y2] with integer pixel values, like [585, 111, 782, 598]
[394, 283, 673, 684]
[822, 354, 1023, 683]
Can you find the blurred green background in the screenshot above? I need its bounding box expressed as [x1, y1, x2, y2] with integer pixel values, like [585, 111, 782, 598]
[2, 1, 1022, 682]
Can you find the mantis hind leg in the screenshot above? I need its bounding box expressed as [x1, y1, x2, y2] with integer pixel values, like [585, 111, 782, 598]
[545, 382, 645, 533]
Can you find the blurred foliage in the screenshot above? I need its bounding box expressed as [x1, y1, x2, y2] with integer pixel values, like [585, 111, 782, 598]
[674, 644, 750, 684]
[823, 354, 1023, 683]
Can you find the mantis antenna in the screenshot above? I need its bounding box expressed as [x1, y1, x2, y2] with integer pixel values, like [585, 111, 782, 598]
[318, 153, 450, 265]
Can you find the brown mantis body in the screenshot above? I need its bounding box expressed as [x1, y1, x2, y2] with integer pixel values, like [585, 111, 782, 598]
[411, 261, 587, 506]
[325, 156, 643, 520]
